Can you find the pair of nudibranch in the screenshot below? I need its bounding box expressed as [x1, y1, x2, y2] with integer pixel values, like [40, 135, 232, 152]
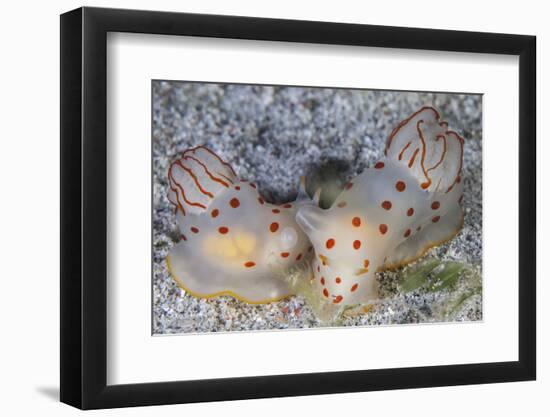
[166, 107, 465, 307]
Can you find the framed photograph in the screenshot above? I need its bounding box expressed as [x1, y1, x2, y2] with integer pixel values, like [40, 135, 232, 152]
[60, 6, 536, 409]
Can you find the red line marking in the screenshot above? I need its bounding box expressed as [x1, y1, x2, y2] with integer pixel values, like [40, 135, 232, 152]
[169, 165, 206, 209]
[385, 106, 441, 152]
[408, 148, 420, 168]
[184, 145, 237, 176]
[167, 186, 185, 215]
[217, 172, 235, 184]
[174, 160, 214, 198]
[199, 146, 237, 176]
[184, 155, 230, 188]
[426, 134, 447, 173]
[444, 131, 464, 193]
[384, 107, 464, 194]
[415, 119, 431, 189]
[398, 141, 412, 161]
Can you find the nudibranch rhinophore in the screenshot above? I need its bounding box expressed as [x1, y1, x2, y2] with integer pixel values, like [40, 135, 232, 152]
[296, 107, 465, 306]
[166, 146, 312, 303]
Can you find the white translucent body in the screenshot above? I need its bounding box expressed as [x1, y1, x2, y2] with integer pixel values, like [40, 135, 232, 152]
[296, 107, 465, 306]
[166, 107, 465, 307]
[167, 147, 311, 303]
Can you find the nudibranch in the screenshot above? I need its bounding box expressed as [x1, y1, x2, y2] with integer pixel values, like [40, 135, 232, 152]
[166, 146, 312, 303]
[296, 107, 465, 306]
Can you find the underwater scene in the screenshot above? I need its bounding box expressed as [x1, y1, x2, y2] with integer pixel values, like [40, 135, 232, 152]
[152, 81, 482, 334]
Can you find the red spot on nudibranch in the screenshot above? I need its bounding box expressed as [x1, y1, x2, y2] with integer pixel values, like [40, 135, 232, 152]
[230, 198, 240, 208]
[250, 183, 257, 189]
[337, 201, 347, 208]
[323, 288, 329, 297]
[333, 295, 343, 304]
[335, 277, 342, 284]
[258, 197, 265, 205]
[296, 253, 302, 261]
[326, 239, 335, 249]
[459, 195, 464, 204]
[270, 222, 279, 233]
[353, 240, 361, 250]
[317, 266, 320, 272]
[344, 182, 353, 190]
[432, 216, 441, 223]
[404, 229, 411, 238]
[381, 201, 392, 210]
[364, 259, 370, 268]
[352, 217, 361, 227]
[283, 203, 292, 208]
[374, 162, 385, 169]
[218, 226, 229, 234]
[181, 234, 187, 241]
[281, 252, 290, 258]
[407, 207, 414, 217]
[211, 209, 219, 218]
[234, 185, 241, 190]
[320, 277, 325, 285]
[244, 261, 256, 268]
[191, 227, 199, 234]
[431, 201, 440, 210]
[396, 181, 406, 192]
[421, 182, 430, 189]
[379, 224, 388, 235]
[351, 283, 359, 292]
[272, 208, 280, 214]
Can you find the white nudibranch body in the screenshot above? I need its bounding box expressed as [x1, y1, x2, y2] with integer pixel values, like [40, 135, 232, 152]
[166, 146, 312, 303]
[166, 107, 465, 308]
[296, 107, 465, 306]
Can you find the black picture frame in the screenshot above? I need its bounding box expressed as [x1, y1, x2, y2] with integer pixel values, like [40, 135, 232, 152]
[60, 6, 536, 410]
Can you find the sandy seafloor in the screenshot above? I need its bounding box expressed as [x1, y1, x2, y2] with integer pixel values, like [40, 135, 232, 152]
[152, 82, 482, 334]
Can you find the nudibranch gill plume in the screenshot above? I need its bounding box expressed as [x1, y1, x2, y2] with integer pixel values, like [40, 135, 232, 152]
[166, 146, 313, 303]
[296, 107, 465, 306]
